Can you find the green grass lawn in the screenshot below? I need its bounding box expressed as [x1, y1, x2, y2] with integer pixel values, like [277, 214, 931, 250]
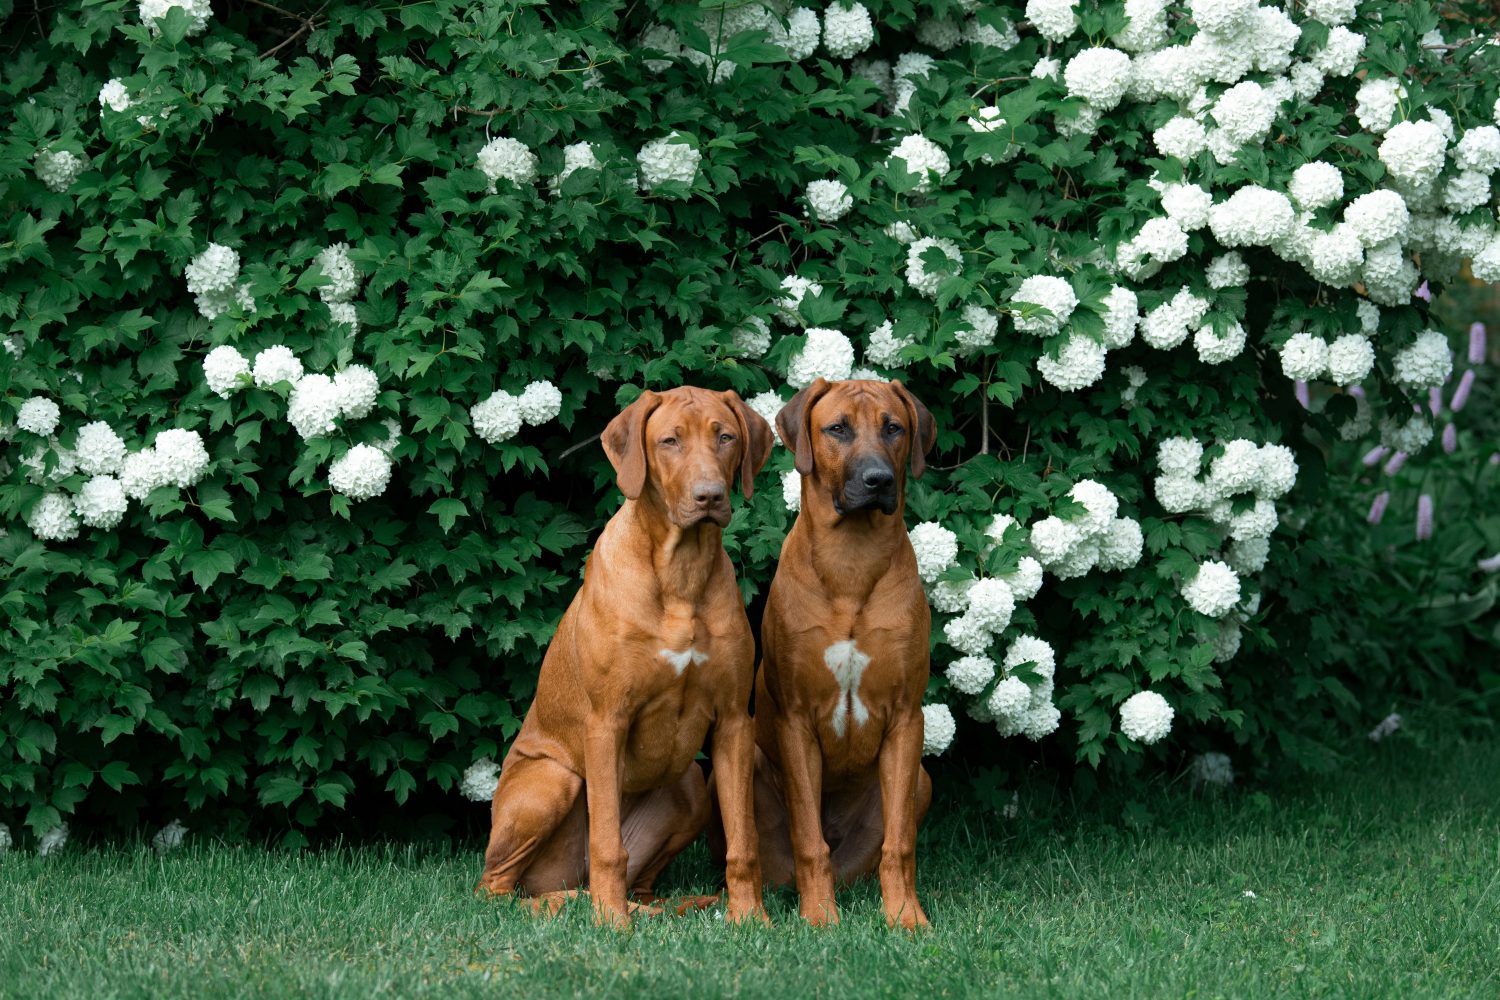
[3, 737, 1498, 999]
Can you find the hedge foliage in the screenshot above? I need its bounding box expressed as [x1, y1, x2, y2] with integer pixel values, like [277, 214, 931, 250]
[2, 0, 1498, 843]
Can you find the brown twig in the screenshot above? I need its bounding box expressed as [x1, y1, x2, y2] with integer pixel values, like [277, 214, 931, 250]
[250, 0, 327, 60]
[557, 434, 601, 461]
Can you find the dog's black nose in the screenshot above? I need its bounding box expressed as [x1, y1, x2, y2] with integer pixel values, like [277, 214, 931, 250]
[692, 481, 727, 506]
[862, 466, 895, 491]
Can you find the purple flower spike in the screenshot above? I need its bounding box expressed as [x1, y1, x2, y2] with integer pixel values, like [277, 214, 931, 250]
[1382, 451, 1408, 476]
[1442, 423, 1457, 454]
[1348, 385, 1365, 399]
[1415, 281, 1432, 302]
[1450, 369, 1475, 412]
[1428, 386, 1443, 416]
[1415, 494, 1434, 541]
[1362, 445, 1389, 467]
[1480, 552, 1500, 574]
[1471, 323, 1487, 365]
[1294, 380, 1310, 408]
[1368, 491, 1390, 525]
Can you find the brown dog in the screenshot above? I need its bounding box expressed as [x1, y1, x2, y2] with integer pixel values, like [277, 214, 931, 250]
[476, 386, 773, 928]
[745, 378, 937, 929]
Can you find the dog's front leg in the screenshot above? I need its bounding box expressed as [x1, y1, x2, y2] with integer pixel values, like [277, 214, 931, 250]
[712, 712, 769, 925]
[583, 715, 631, 928]
[877, 708, 929, 930]
[776, 715, 838, 925]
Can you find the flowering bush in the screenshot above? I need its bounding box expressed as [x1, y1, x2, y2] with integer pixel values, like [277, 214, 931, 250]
[1, 0, 1498, 840]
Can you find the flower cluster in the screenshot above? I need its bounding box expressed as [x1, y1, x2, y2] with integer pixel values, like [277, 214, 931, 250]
[184, 243, 254, 320]
[460, 758, 502, 802]
[35, 149, 87, 193]
[470, 380, 563, 445]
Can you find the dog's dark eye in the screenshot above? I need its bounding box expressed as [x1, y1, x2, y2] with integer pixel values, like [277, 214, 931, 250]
[719, 433, 736, 445]
[661, 436, 678, 447]
[825, 423, 846, 437]
[884, 422, 905, 437]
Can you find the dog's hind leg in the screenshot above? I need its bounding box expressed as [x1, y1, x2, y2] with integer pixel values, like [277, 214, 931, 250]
[476, 756, 586, 897]
[621, 763, 711, 902]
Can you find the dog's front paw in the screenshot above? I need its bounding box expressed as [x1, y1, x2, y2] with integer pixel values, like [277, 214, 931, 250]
[884, 900, 929, 931]
[799, 898, 840, 927]
[725, 900, 771, 926]
[591, 896, 633, 930]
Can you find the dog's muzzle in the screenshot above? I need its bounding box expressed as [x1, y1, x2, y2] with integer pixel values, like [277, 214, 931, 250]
[679, 479, 732, 527]
[835, 461, 897, 516]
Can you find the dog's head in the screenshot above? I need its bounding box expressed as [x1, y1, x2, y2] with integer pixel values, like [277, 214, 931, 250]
[776, 378, 936, 517]
[602, 387, 774, 528]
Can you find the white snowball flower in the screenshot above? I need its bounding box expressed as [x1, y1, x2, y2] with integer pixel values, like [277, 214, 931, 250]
[1097, 517, 1143, 570]
[73, 421, 126, 476]
[154, 429, 210, 487]
[1313, 26, 1365, 77]
[946, 654, 996, 695]
[1304, 0, 1357, 25]
[99, 79, 132, 113]
[120, 450, 166, 501]
[1208, 186, 1295, 247]
[1288, 62, 1325, 101]
[770, 7, 820, 60]
[183, 243, 244, 320]
[955, 304, 999, 352]
[1379, 120, 1449, 189]
[1444, 171, 1491, 213]
[1011, 276, 1078, 336]
[203, 345, 250, 397]
[892, 53, 937, 111]
[1182, 560, 1241, 618]
[1227, 533, 1271, 574]
[287, 374, 342, 440]
[1326, 335, 1375, 385]
[781, 469, 802, 511]
[733, 317, 772, 359]
[315, 243, 360, 304]
[1157, 437, 1204, 477]
[787, 328, 855, 387]
[1025, 0, 1077, 42]
[1228, 498, 1278, 542]
[1153, 116, 1208, 160]
[638, 133, 701, 189]
[1037, 335, 1107, 392]
[963, 16, 1020, 50]
[1454, 126, 1500, 175]
[1001, 556, 1045, 602]
[1380, 414, 1433, 454]
[1392, 330, 1452, 390]
[1135, 217, 1190, 262]
[1152, 473, 1200, 512]
[35, 149, 88, 192]
[1003, 635, 1056, 681]
[333, 365, 380, 420]
[37, 822, 70, 856]
[1050, 535, 1101, 579]
[746, 392, 783, 442]
[471, 390, 523, 445]
[1206, 252, 1250, 289]
[477, 137, 539, 191]
[17, 396, 61, 436]
[1280, 332, 1329, 381]
[823, 2, 874, 58]
[1192, 751, 1235, 786]
[865, 320, 912, 368]
[887, 134, 949, 193]
[905, 237, 962, 298]
[1063, 48, 1132, 110]
[987, 675, 1031, 718]
[1020, 702, 1061, 740]
[1115, 0, 1169, 52]
[805, 179, 853, 222]
[1028, 515, 1083, 566]
[28, 493, 79, 542]
[1118, 691, 1174, 744]
[965, 578, 1016, 632]
[1207, 439, 1264, 499]
[1211, 82, 1277, 146]
[916, 18, 963, 51]
[777, 274, 824, 325]
[517, 380, 563, 425]
[1469, 234, 1500, 283]
[929, 578, 973, 614]
[1099, 286, 1138, 349]
[76, 475, 128, 529]
[1068, 480, 1118, 535]
[139, 0, 211, 35]
[1161, 183, 1212, 232]
[909, 522, 959, 584]
[0, 823, 9, 851]
[460, 758, 501, 802]
[1031, 56, 1061, 80]
[921, 703, 957, 755]
[1355, 78, 1405, 133]
[1289, 162, 1345, 211]
[1307, 226, 1366, 285]
[1255, 444, 1298, 499]
[328, 444, 393, 501]
[1357, 300, 1381, 335]
[252, 346, 304, 387]
[152, 819, 188, 854]
[943, 612, 992, 655]
[552, 141, 602, 191]
[1195, 321, 1247, 365]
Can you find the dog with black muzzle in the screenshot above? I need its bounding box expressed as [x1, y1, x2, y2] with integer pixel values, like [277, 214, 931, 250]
[710, 377, 938, 930]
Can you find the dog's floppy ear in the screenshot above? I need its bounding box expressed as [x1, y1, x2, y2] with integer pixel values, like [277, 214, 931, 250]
[722, 390, 774, 500]
[776, 378, 832, 477]
[601, 390, 661, 500]
[891, 379, 937, 479]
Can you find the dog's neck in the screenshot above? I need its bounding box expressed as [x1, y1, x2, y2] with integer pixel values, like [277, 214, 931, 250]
[617, 496, 723, 604]
[796, 479, 908, 605]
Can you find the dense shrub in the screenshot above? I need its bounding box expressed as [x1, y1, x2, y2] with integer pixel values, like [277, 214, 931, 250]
[2, 0, 1498, 843]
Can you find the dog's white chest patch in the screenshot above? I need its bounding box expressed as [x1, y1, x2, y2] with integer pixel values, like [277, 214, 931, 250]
[659, 647, 710, 675]
[823, 640, 871, 737]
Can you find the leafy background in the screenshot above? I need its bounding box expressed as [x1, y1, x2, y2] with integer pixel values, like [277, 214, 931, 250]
[1, 0, 1497, 844]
